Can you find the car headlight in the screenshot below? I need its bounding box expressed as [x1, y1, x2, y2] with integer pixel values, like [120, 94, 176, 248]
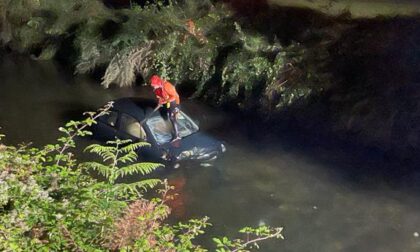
[177, 150, 194, 160]
[161, 150, 171, 161]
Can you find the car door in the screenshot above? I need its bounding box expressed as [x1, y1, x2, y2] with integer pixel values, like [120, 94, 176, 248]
[116, 113, 161, 160]
[117, 113, 147, 141]
[94, 110, 119, 142]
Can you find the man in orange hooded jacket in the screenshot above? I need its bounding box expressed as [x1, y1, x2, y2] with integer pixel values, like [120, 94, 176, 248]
[150, 75, 181, 141]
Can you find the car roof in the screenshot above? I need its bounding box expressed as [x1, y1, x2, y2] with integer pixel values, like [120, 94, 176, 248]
[112, 97, 158, 120]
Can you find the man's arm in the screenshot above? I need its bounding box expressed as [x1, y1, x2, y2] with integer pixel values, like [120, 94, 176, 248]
[164, 82, 180, 104]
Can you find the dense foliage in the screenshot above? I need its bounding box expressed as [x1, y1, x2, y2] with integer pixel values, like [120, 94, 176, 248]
[0, 0, 330, 112]
[0, 107, 283, 251]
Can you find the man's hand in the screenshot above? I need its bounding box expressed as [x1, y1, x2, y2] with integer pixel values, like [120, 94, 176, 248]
[157, 97, 166, 105]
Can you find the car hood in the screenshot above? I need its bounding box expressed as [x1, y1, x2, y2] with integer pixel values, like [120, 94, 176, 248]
[162, 132, 224, 161]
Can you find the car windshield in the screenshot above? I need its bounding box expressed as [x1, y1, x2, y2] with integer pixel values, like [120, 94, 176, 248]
[146, 111, 199, 145]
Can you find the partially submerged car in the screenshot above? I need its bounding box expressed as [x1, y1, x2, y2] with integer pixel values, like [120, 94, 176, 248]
[92, 98, 226, 163]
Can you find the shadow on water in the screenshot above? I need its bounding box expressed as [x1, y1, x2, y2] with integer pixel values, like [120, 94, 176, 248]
[228, 107, 420, 190]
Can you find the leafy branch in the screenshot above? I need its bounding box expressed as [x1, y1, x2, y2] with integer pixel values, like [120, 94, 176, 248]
[214, 226, 284, 252]
[55, 101, 114, 166]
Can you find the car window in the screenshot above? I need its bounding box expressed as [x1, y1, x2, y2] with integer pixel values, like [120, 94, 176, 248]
[146, 111, 199, 145]
[177, 112, 199, 137]
[101, 111, 118, 127]
[119, 113, 147, 140]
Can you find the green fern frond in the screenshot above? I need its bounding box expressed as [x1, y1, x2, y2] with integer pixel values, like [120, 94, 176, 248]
[84, 144, 117, 162]
[117, 152, 138, 164]
[101, 41, 154, 88]
[120, 142, 150, 153]
[84, 144, 116, 153]
[116, 162, 163, 178]
[106, 139, 132, 146]
[83, 162, 112, 178]
[114, 179, 161, 195]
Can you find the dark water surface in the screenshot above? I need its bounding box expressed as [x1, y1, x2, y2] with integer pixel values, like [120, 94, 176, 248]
[1, 55, 420, 251]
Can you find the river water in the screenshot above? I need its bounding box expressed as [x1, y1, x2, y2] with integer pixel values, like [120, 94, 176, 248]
[1, 55, 420, 251]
